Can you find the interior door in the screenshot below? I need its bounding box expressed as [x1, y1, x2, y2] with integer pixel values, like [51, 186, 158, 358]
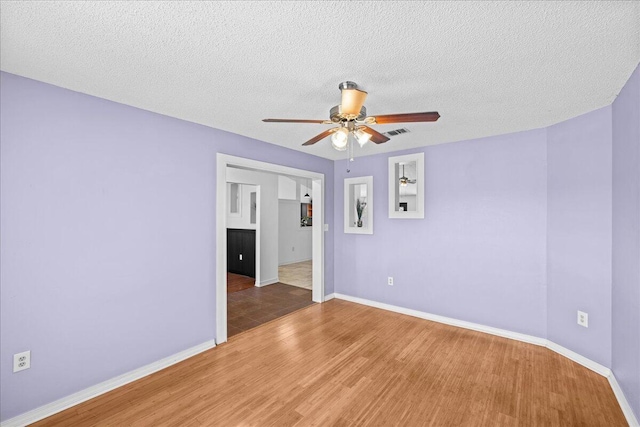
[227, 228, 256, 277]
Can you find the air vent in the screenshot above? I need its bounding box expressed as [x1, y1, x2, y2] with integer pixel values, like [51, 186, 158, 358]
[382, 128, 410, 137]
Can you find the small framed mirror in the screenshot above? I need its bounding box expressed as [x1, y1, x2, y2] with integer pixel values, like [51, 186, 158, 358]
[228, 182, 242, 217]
[344, 176, 373, 234]
[388, 152, 424, 219]
[300, 202, 312, 227]
[249, 191, 257, 224]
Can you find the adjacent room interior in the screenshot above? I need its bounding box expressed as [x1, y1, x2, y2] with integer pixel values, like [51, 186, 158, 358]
[1, 2, 639, 426]
[225, 168, 315, 337]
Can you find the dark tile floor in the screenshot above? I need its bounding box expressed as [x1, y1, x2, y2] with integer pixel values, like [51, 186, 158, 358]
[227, 283, 314, 337]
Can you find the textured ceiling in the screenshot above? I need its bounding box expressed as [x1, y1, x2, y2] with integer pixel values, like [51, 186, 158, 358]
[1, 1, 639, 160]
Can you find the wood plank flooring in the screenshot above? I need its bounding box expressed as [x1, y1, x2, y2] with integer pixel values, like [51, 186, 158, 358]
[227, 283, 313, 337]
[32, 300, 627, 426]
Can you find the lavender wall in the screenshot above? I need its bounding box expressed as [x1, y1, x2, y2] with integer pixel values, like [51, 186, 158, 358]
[612, 64, 640, 420]
[546, 106, 613, 367]
[0, 72, 334, 421]
[3, 66, 639, 423]
[334, 129, 548, 337]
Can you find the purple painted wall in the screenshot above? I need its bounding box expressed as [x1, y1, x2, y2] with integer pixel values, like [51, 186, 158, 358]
[0, 72, 334, 421]
[612, 63, 640, 420]
[334, 129, 548, 338]
[3, 65, 639, 423]
[546, 106, 613, 367]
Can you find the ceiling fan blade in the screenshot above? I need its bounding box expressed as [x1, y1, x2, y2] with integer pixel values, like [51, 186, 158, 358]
[369, 112, 440, 124]
[263, 118, 332, 124]
[360, 126, 390, 144]
[302, 127, 340, 146]
[341, 88, 368, 117]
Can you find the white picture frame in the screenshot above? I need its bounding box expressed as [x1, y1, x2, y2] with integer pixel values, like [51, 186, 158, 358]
[344, 176, 373, 234]
[388, 152, 424, 219]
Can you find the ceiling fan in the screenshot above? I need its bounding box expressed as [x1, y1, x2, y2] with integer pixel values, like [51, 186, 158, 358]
[399, 164, 416, 187]
[263, 81, 440, 151]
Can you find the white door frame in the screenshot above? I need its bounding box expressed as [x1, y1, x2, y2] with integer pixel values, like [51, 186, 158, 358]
[216, 153, 325, 344]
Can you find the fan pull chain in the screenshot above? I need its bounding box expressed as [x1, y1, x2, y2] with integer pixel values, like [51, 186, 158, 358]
[349, 138, 354, 162]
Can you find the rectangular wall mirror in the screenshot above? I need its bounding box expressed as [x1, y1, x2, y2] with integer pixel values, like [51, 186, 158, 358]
[300, 202, 312, 227]
[249, 191, 257, 224]
[228, 182, 241, 217]
[344, 176, 373, 234]
[388, 152, 424, 219]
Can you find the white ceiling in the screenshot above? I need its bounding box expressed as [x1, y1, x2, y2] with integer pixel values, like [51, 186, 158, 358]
[1, 1, 638, 160]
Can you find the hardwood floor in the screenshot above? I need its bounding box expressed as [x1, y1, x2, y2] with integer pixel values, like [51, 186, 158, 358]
[33, 300, 627, 426]
[227, 272, 255, 293]
[227, 283, 313, 337]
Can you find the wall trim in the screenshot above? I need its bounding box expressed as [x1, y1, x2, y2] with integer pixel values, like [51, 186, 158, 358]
[278, 257, 313, 267]
[545, 340, 610, 377]
[333, 293, 546, 346]
[1, 340, 217, 427]
[608, 372, 640, 427]
[324, 293, 335, 301]
[332, 293, 636, 425]
[257, 277, 279, 287]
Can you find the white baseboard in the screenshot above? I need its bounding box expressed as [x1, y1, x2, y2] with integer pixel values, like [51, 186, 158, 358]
[545, 340, 610, 376]
[278, 258, 312, 267]
[1, 340, 217, 427]
[257, 277, 279, 287]
[608, 372, 640, 427]
[332, 293, 637, 425]
[333, 293, 546, 346]
[324, 293, 335, 301]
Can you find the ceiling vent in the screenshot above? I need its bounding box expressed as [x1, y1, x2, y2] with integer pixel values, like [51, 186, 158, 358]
[382, 128, 410, 137]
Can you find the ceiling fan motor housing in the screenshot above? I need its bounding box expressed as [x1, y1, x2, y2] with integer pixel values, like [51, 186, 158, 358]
[330, 105, 367, 123]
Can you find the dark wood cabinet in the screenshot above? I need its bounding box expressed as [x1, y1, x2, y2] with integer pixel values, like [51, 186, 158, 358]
[227, 229, 256, 278]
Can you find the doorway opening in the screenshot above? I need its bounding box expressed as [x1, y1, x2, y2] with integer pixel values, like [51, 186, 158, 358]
[216, 154, 325, 343]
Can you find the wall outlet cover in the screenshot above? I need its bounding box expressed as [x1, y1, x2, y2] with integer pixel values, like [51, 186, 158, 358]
[577, 310, 588, 328]
[13, 350, 31, 373]
[388, 277, 394, 286]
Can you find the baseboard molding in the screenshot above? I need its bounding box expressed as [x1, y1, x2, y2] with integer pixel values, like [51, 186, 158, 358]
[278, 258, 312, 267]
[332, 293, 636, 426]
[257, 277, 279, 287]
[545, 340, 610, 377]
[608, 372, 640, 427]
[1, 340, 217, 427]
[324, 293, 335, 301]
[333, 293, 546, 346]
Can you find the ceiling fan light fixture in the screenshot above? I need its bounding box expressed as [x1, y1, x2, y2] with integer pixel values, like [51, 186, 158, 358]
[262, 80, 439, 150]
[399, 164, 409, 186]
[354, 129, 371, 147]
[341, 88, 368, 117]
[331, 127, 349, 151]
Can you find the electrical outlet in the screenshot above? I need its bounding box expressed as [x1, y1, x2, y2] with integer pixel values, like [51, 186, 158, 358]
[324, 224, 329, 232]
[239, 254, 243, 261]
[388, 277, 394, 286]
[13, 351, 30, 373]
[577, 310, 588, 328]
